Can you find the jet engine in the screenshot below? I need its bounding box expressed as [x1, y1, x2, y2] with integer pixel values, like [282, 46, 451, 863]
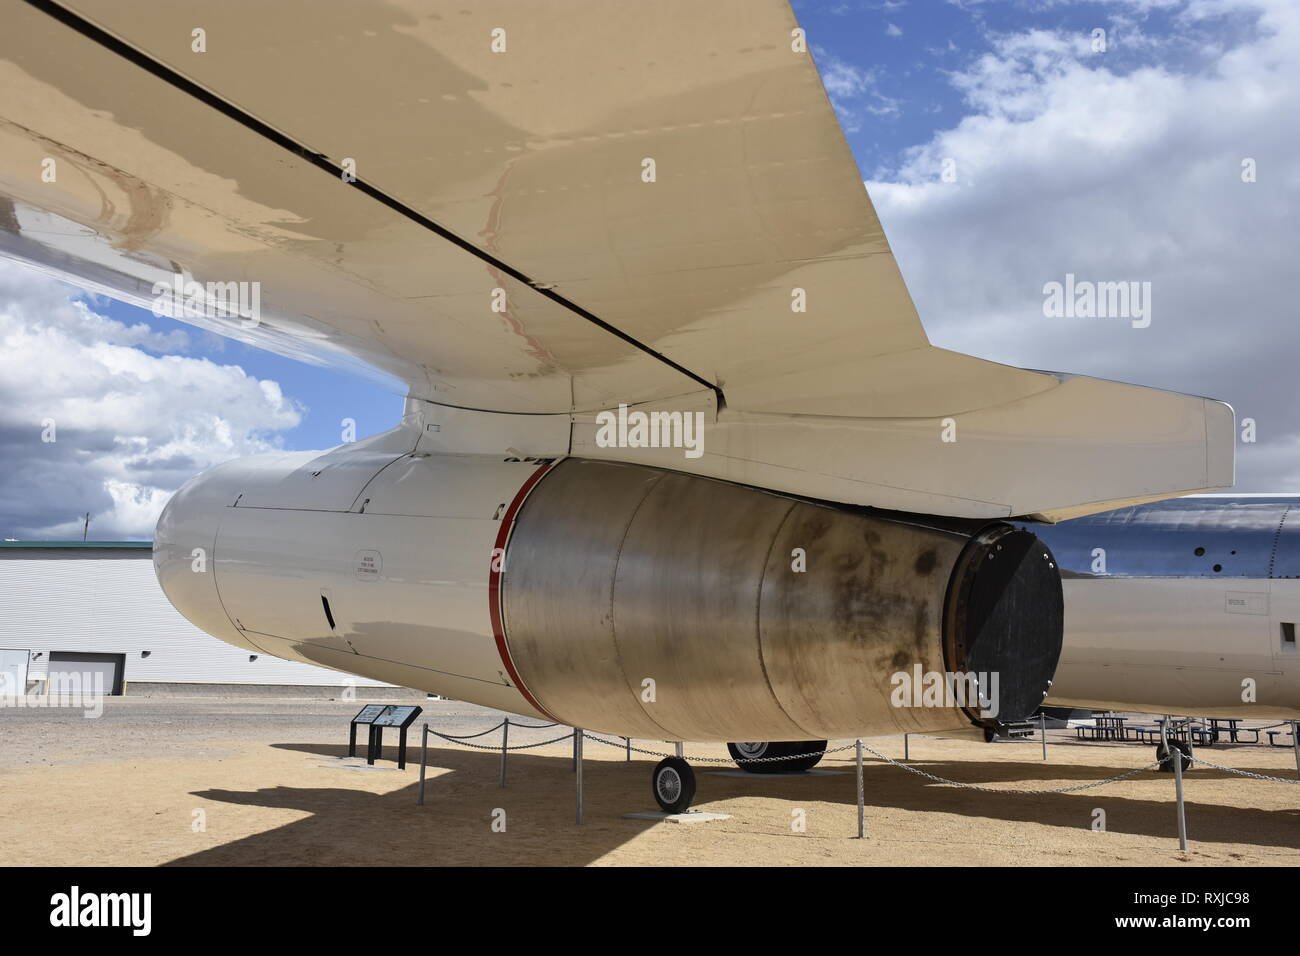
[155, 444, 1063, 742]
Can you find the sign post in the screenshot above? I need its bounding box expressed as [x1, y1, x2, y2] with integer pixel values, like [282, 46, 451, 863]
[349, 704, 387, 758]
[368, 705, 423, 768]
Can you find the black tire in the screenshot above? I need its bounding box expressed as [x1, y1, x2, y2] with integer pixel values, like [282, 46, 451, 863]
[1155, 740, 1192, 773]
[726, 740, 827, 774]
[652, 757, 696, 813]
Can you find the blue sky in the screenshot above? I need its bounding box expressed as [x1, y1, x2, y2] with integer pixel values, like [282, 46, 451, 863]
[794, 0, 1244, 175]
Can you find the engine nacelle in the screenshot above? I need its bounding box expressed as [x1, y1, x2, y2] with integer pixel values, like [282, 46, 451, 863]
[503, 459, 1062, 740]
[155, 445, 1063, 741]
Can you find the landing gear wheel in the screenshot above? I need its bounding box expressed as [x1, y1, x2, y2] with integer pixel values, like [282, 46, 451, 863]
[652, 757, 696, 813]
[726, 740, 828, 774]
[1155, 740, 1192, 773]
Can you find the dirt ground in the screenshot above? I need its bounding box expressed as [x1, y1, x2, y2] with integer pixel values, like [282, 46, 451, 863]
[2, 699, 1298, 866]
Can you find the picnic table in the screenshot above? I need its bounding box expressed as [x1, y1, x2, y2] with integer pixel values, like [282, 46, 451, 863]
[1074, 714, 1289, 748]
[1206, 718, 1245, 743]
[1074, 714, 1129, 741]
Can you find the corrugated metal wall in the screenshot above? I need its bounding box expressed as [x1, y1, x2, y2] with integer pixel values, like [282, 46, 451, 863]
[0, 549, 391, 686]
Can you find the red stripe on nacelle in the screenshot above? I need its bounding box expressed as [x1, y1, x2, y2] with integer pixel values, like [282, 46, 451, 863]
[488, 461, 560, 722]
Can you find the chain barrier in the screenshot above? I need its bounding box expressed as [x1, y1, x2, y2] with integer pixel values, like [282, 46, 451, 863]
[432, 721, 507, 740]
[853, 738, 1166, 793]
[424, 721, 1298, 791]
[1188, 753, 1300, 784]
[425, 720, 559, 740]
[427, 723, 853, 764]
[580, 732, 857, 764]
[427, 727, 575, 751]
[1240, 721, 1294, 732]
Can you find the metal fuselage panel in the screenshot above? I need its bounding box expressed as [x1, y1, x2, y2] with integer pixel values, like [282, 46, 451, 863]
[1032, 496, 1300, 717]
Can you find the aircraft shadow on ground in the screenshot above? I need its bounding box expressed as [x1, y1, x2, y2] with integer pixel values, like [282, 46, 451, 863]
[158, 738, 1300, 865]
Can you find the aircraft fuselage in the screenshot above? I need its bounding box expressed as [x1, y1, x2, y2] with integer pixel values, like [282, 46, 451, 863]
[1030, 496, 1300, 718]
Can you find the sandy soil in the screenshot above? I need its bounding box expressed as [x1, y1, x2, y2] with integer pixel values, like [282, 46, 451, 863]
[2, 702, 1297, 866]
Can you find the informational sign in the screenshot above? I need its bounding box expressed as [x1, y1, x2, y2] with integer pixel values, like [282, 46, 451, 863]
[348, 704, 424, 768]
[373, 705, 420, 728]
[352, 704, 387, 724]
[349, 704, 396, 758]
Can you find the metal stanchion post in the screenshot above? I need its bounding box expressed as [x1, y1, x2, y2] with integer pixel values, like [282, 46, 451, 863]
[1172, 735, 1189, 851]
[500, 717, 509, 788]
[855, 738, 865, 839]
[417, 724, 428, 806]
[1162, 715, 1188, 851]
[675, 741, 684, 759]
[1041, 713, 1047, 761]
[625, 737, 631, 761]
[903, 733, 909, 761]
[575, 729, 584, 825]
[1292, 720, 1300, 779]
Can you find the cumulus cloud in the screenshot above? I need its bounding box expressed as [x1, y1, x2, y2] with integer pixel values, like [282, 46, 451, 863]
[816, 51, 903, 129]
[869, 0, 1300, 490]
[0, 260, 302, 539]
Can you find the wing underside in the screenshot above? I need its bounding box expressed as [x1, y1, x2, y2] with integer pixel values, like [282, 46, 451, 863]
[0, 0, 1234, 518]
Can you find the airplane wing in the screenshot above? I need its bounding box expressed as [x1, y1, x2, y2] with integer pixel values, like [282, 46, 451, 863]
[0, 0, 1234, 518]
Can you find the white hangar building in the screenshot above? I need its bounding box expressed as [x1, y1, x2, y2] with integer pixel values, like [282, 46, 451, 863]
[0, 541, 400, 697]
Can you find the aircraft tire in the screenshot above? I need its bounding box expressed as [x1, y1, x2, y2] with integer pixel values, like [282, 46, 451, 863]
[726, 740, 828, 773]
[1155, 740, 1192, 773]
[652, 757, 696, 813]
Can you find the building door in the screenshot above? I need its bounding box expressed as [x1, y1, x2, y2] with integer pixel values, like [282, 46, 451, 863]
[0, 648, 28, 696]
[47, 651, 125, 697]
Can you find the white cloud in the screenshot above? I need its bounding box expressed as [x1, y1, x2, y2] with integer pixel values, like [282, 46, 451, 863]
[0, 260, 303, 539]
[820, 55, 877, 100]
[816, 51, 903, 129]
[869, 0, 1300, 491]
